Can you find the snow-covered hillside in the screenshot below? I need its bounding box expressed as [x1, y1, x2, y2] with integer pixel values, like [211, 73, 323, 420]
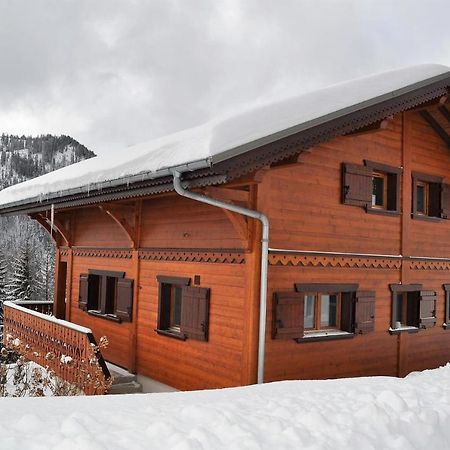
[1, 365, 450, 449]
[0, 134, 95, 189]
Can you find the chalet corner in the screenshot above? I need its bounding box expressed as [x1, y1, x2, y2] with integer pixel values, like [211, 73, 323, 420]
[1, 64, 450, 392]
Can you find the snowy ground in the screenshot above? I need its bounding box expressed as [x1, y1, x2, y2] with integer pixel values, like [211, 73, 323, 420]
[1, 365, 450, 450]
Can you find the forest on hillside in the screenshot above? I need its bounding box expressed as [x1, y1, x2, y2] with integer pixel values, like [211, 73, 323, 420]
[0, 134, 95, 315]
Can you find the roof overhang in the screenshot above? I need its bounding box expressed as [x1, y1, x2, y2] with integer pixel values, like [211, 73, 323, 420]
[1, 70, 449, 216]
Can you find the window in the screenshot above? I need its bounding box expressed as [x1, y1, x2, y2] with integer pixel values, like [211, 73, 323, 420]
[444, 285, 450, 329]
[272, 284, 375, 341]
[156, 275, 210, 341]
[389, 284, 436, 332]
[411, 172, 450, 220]
[78, 270, 133, 322]
[372, 171, 388, 209]
[342, 161, 401, 214]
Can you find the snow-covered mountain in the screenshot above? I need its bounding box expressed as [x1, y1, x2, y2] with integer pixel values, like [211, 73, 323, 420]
[0, 134, 95, 189]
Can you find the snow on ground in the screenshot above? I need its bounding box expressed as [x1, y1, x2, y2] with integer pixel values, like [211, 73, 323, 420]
[0, 64, 448, 208]
[1, 365, 450, 449]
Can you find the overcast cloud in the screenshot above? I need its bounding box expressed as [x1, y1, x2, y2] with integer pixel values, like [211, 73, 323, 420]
[0, 0, 449, 156]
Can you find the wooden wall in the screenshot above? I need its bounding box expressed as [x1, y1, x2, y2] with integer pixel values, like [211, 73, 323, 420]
[260, 111, 450, 382]
[53, 108, 450, 390]
[61, 195, 253, 390]
[69, 255, 134, 368]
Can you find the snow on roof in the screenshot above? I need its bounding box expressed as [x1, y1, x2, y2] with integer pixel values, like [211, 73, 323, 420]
[0, 64, 448, 209]
[1, 364, 450, 448]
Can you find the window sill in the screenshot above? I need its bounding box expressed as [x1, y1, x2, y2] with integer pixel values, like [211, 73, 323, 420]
[411, 213, 442, 222]
[87, 310, 122, 323]
[388, 326, 419, 335]
[155, 329, 187, 341]
[366, 207, 400, 217]
[296, 330, 354, 343]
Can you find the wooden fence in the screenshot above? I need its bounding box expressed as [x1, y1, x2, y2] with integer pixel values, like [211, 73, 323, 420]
[2, 301, 111, 395]
[12, 300, 54, 315]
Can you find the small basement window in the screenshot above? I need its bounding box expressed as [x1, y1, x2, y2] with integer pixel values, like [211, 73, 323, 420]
[389, 284, 436, 332]
[342, 161, 401, 214]
[156, 275, 210, 341]
[78, 270, 133, 322]
[272, 284, 376, 341]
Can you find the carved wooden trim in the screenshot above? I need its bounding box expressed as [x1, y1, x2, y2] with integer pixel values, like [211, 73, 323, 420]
[139, 248, 245, 264]
[269, 253, 401, 269]
[410, 260, 450, 271]
[73, 248, 133, 259]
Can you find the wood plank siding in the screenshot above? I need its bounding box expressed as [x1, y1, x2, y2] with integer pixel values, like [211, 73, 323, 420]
[261, 111, 450, 382]
[50, 108, 450, 390]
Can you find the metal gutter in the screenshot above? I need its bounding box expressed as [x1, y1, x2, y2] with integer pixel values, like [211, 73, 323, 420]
[171, 169, 269, 385]
[0, 158, 213, 212]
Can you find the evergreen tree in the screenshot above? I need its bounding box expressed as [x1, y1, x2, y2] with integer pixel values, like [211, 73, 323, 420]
[0, 253, 8, 320]
[7, 242, 33, 302]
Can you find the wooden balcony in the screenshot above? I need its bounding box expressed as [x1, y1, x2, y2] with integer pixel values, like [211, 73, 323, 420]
[11, 300, 54, 315]
[2, 301, 111, 395]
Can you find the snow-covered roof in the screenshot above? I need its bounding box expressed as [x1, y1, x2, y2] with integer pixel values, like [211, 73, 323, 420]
[0, 64, 448, 210]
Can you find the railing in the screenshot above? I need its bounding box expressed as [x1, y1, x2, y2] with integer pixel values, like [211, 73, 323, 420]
[12, 300, 54, 315]
[2, 301, 111, 395]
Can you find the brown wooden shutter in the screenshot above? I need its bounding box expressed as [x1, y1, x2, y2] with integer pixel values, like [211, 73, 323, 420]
[441, 184, 450, 219]
[272, 292, 304, 339]
[180, 286, 210, 341]
[342, 163, 372, 207]
[79, 274, 88, 310]
[354, 291, 375, 334]
[419, 290, 437, 329]
[115, 278, 133, 322]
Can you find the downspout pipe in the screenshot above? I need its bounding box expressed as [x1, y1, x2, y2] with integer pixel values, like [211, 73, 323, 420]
[171, 169, 269, 384]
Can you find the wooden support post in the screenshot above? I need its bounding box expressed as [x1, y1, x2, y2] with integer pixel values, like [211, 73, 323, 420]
[240, 185, 261, 385]
[65, 248, 74, 322]
[128, 250, 140, 373]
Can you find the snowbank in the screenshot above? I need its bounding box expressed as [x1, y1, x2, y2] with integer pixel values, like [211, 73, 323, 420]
[1, 364, 450, 449]
[0, 64, 448, 208]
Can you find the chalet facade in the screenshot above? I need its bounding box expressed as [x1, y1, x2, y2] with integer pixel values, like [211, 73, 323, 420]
[1, 64, 450, 392]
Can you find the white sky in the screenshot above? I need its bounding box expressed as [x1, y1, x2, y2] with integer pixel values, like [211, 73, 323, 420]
[0, 0, 449, 156]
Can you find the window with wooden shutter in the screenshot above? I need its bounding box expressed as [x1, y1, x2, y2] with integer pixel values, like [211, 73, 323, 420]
[79, 274, 89, 310]
[79, 269, 134, 323]
[412, 172, 443, 220]
[273, 292, 304, 340]
[342, 163, 372, 207]
[441, 184, 450, 219]
[363, 160, 402, 215]
[180, 286, 210, 341]
[444, 285, 450, 329]
[419, 290, 437, 329]
[115, 278, 133, 322]
[354, 291, 375, 334]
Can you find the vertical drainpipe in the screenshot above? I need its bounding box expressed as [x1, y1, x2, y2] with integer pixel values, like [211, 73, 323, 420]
[171, 170, 269, 384]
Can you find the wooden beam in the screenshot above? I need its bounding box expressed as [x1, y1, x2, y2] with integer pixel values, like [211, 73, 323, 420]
[30, 214, 70, 247]
[419, 110, 450, 147]
[439, 105, 450, 123]
[222, 210, 248, 243]
[345, 117, 392, 136]
[204, 186, 250, 204]
[270, 153, 304, 169]
[98, 205, 136, 248]
[407, 95, 448, 112]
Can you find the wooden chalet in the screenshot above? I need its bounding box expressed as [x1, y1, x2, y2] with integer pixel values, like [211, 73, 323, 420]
[1, 64, 450, 392]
